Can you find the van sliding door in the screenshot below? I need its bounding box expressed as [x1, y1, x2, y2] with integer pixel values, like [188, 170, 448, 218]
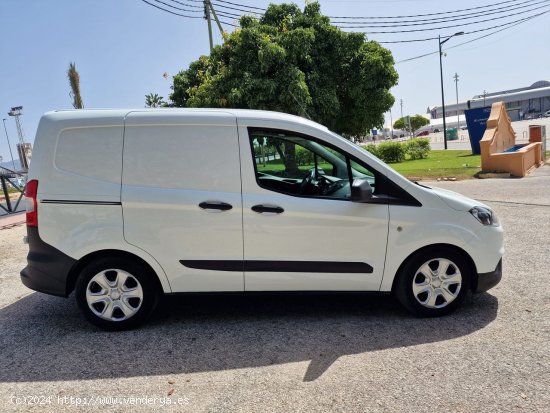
[122, 111, 244, 292]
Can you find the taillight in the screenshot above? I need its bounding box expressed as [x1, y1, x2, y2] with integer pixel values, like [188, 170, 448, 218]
[24, 179, 38, 227]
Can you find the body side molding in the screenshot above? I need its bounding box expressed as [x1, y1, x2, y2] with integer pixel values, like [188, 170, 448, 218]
[180, 260, 373, 273]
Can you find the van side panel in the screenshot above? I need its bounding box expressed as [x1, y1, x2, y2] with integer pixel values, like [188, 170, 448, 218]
[35, 116, 124, 202]
[27, 112, 171, 295]
[121, 112, 244, 292]
[34, 116, 124, 253]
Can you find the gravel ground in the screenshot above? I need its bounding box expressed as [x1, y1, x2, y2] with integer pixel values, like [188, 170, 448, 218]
[1, 167, 549, 412]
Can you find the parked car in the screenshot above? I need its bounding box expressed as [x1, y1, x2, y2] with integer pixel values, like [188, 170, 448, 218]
[416, 130, 430, 137]
[433, 128, 441, 133]
[543, 110, 550, 118]
[22, 109, 504, 330]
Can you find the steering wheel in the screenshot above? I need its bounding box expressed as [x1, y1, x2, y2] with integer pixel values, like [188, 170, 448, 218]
[298, 169, 316, 194]
[319, 178, 339, 196]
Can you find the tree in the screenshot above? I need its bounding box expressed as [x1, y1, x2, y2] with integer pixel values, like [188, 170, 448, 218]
[393, 115, 430, 136]
[145, 93, 166, 108]
[67, 62, 84, 109]
[170, 2, 398, 138]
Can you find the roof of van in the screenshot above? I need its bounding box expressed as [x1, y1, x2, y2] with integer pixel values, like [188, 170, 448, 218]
[46, 108, 328, 131]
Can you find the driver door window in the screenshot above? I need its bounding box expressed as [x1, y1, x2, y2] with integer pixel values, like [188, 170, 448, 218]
[249, 130, 373, 200]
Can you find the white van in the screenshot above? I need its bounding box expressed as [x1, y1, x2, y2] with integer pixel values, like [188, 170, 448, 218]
[21, 109, 503, 330]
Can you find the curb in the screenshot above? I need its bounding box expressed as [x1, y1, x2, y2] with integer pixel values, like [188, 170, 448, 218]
[0, 220, 25, 230]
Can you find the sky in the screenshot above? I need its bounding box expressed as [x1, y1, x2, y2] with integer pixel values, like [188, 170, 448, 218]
[0, 0, 549, 162]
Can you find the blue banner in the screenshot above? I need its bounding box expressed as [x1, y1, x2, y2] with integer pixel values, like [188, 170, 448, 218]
[464, 107, 492, 155]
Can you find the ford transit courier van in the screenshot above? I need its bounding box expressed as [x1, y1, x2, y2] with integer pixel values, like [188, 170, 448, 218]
[21, 109, 503, 330]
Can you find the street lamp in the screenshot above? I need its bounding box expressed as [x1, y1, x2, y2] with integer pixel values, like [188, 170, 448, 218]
[439, 32, 464, 150]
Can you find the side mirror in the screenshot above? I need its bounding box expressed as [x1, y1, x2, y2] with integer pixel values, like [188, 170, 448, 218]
[350, 179, 373, 203]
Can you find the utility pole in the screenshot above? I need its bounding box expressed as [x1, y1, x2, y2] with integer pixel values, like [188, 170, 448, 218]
[204, 0, 213, 52]
[203, 0, 225, 53]
[454, 73, 460, 131]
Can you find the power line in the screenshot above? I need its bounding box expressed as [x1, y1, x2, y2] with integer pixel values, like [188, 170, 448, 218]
[162, 0, 242, 17]
[447, 14, 546, 50]
[140, 0, 203, 18]
[332, 0, 548, 25]
[140, 0, 549, 45]
[206, 0, 539, 21]
[338, 2, 550, 32]
[215, 10, 242, 19]
[151, 0, 202, 13]
[176, 0, 550, 38]
[328, 0, 535, 19]
[210, 0, 546, 25]
[203, 0, 550, 35]
[376, 9, 550, 42]
[212, 0, 265, 11]
[396, 11, 548, 63]
[142, 0, 238, 26]
[210, 0, 262, 15]
[161, 0, 204, 9]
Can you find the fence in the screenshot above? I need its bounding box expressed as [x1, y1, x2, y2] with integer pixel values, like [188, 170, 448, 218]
[0, 166, 27, 216]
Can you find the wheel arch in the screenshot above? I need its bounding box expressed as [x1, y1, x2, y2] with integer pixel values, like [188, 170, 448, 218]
[66, 249, 166, 296]
[390, 243, 478, 293]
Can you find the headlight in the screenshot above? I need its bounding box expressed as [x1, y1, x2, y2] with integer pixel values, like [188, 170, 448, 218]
[470, 206, 500, 226]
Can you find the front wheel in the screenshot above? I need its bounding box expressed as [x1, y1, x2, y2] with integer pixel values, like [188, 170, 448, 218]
[394, 248, 472, 317]
[75, 257, 159, 330]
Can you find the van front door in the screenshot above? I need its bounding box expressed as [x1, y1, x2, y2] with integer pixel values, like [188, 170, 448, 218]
[122, 111, 244, 292]
[240, 127, 389, 291]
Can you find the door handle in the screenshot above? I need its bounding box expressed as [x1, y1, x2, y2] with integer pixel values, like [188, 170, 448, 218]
[251, 204, 284, 214]
[199, 201, 233, 211]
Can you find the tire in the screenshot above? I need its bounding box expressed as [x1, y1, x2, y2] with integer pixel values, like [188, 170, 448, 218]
[75, 256, 160, 330]
[394, 247, 472, 317]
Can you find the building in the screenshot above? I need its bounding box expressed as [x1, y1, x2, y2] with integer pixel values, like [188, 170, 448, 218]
[428, 80, 550, 123]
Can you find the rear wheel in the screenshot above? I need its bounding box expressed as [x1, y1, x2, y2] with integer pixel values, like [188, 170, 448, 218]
[394, 247, 472, 317]
[75, 257, 159, 330]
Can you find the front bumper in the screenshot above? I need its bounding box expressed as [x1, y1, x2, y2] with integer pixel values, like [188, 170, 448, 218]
[474, 259, 502, 293]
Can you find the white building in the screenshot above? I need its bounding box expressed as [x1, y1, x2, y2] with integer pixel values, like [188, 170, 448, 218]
[428, 80, 550, 123]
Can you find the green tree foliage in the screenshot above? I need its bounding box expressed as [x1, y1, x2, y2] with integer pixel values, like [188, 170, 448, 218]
[170, 2, 398, 138]
[145, 93, 166, 108]
[67, 62, 84, 109]
[393, 115, 430, 135]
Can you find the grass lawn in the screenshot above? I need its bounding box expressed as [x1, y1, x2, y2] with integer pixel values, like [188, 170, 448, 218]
[257, 149, 546, 181]
[389, 150, 481, 180]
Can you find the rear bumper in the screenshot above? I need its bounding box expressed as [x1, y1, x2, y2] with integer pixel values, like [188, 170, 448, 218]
[474, 259, 502, 293]
[20, 226, 76, 297]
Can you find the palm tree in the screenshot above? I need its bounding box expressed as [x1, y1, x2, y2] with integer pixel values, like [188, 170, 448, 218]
[145, 93, 166, 108]
[67, 62, 84, 109]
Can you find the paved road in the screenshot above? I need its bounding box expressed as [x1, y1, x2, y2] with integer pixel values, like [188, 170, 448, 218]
[1, 167, 549, 412]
